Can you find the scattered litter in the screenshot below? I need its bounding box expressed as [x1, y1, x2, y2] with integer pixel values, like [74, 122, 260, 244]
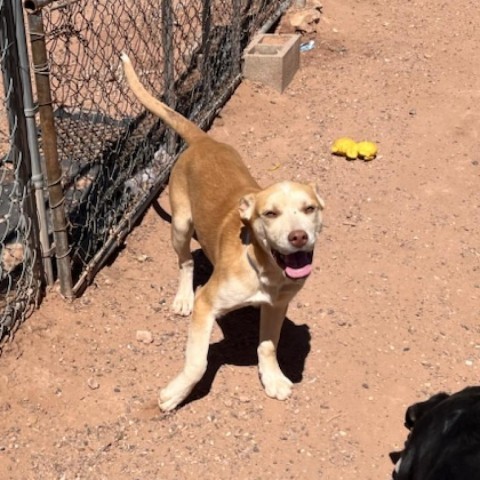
[300, 40, 315, 52]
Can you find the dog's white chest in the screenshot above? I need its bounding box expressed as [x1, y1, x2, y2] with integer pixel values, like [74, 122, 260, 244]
[245, 289, 274, 306]
[214, 276, 276, 312]
[214, 271, 302, 313]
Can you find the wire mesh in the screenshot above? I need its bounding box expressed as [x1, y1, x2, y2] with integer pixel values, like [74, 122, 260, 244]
[0, 0, 42, 346]
[0, 0, 287, 333]
[29, 0, 286, 295]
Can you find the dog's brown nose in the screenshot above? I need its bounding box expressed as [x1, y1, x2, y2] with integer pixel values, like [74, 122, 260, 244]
[288, 230, 308, 248]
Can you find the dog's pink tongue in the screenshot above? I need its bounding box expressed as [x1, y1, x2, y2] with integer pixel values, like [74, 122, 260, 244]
[284, 251, 313, 279]
[285, 264, 312, 279]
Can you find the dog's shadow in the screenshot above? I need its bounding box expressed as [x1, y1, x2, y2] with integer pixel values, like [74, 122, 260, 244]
[178, 249, 311, 408]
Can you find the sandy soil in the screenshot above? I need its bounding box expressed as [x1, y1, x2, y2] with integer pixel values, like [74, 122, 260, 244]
[1, 0, 480, 478]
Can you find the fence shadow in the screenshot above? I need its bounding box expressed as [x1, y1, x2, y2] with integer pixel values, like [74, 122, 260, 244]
[177, 249, 311, 408]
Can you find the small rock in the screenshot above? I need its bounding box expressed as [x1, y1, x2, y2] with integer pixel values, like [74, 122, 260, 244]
[136, 254, 150, 263]
[87, 377, 100, 390]
[287, 9, 321, 33]
[136, 330, 154, 344]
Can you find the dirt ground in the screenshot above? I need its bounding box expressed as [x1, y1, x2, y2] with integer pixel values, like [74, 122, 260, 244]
[1, 0, 480, 478]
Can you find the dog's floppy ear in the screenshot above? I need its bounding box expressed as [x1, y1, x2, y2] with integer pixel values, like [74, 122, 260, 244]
[310, 183, 325, 210]
[239, 193, 256, 222]
[405, 392, 450, 429]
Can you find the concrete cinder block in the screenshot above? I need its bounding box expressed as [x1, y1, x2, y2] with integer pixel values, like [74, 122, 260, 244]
[243, 34, 301, 93]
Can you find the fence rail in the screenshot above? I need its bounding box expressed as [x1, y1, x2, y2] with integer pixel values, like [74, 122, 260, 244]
[0, 0, 289, 345]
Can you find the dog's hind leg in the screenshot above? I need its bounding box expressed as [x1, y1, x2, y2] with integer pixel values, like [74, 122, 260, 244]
[171, 212, 195, 316]
[258, 303, 293, 400]
[169, 184, 195, 316]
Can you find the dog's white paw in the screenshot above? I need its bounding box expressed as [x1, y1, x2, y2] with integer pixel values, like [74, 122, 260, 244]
[158, 373, 195, 411]
[172, 291, 194, 316]
[257, 340, 293, 400]
[260, 370, 293, 400]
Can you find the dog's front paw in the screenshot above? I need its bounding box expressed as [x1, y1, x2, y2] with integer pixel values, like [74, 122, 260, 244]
[258, 340, 293, 400]
[172, 291, 194, 316]
[260, 371, 293, 400]
[158, 373, 195, 412]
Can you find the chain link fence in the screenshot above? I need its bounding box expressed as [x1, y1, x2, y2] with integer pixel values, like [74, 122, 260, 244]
[1, 0, 43, 348]
[0, 0, 289, 344]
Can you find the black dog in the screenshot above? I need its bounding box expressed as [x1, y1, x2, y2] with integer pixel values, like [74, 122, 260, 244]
[392, 386, 480, 480]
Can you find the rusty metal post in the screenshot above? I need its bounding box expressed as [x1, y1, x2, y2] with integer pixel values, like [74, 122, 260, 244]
[25, 6, 73, 299]
[15, 0, 54, 285]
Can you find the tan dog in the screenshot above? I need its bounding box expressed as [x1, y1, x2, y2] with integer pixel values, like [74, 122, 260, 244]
[121, 54, 325, 411]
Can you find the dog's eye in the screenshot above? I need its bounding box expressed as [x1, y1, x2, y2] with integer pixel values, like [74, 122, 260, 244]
[304, 205, 316, 214]
[263, 210, 278, 219]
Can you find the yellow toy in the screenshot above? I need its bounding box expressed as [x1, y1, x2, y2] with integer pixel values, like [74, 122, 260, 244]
[331, 137, 378, 161]
[356, 141, 378, 161]
[331, 137, 358, 160]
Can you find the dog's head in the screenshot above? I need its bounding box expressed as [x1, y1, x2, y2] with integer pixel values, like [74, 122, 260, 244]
[404, 392, 451, 431]
[392, 387, 480, 480]
[239, 181, 324, 280]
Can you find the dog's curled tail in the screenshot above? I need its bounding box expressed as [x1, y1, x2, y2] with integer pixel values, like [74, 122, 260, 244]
[120, 53, 206, 145]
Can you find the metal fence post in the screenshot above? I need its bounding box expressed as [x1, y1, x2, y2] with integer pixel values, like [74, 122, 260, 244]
[25, 5, 73, 299]
[14, 0, 54, 285]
